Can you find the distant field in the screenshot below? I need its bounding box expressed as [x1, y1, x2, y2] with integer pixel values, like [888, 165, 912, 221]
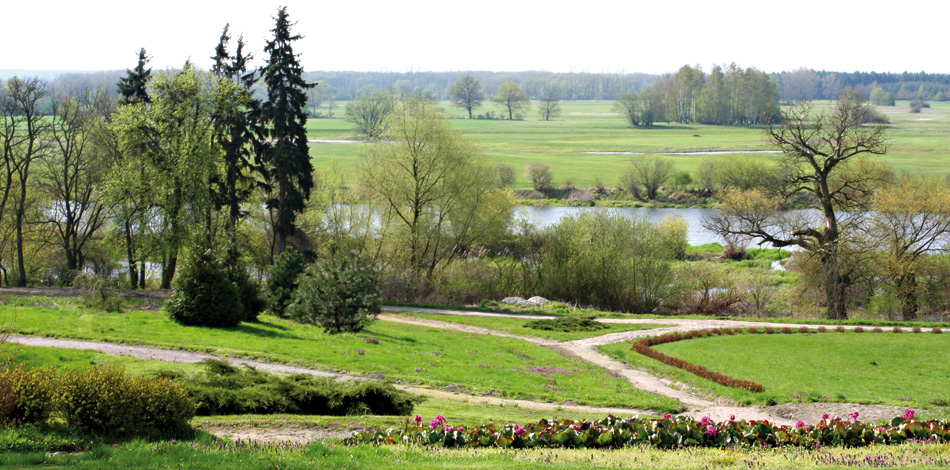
[307, 100, 950, 190]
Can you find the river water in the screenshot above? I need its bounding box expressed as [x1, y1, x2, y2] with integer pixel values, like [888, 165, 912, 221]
[518, 206, 725, 246]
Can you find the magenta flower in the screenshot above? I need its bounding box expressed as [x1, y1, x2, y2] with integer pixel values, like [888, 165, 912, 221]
[414, 414, 422, 425]
[902, 408, 915, 420]
[513, 424, 527, 437]
[429, 419, 441, 430]
[705, 425, 717, 437]
[700, 416, 713, 426]
[444, 426, 454, 433]
[821, 413, 829, 421]
[795, 420, 805, 428]
[436, 414, 447, 423]
[571, 424, 582, 431]
[729, 414, 735, 421]
[662, 413, 672, 420]
[849, 411, 859, 422]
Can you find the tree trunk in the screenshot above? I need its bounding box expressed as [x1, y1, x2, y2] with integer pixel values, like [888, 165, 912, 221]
[824, 270, 849, 320]
[896, 274, 919, 321]
[125, 221, 138, 289]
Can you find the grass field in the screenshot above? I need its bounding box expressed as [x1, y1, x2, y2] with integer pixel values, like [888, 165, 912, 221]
[600, 332, 950, 408]
[2, 303, 679, 411]
[306, 100, 950, 190]
[399, 312, 669, 341]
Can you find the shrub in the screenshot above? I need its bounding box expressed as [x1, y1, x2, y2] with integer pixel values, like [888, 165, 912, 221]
[224, 255, 266, 322]
[537, 211, 675, 313]
[912, 327, 922, 333]
[934, 327, 943, 334]
[524, 316, 608, 333]
[57, 367, 194, 436]
[817, 326, 827, 333]
[289, 249, 381, 334]
[182, 360, 418, 416]
[893, 326, 902, 333]
[525, 161, 553, 192]
[0, 367, 56, 426]
[835, 326, 845, 332]
[854, 326, 864, 333]
[873, 327, 883, 333]
[166, 248, 243, 327]
[266, 247, 306, 317]
[493, 163, 516, 188]
[72, 273, 122, 313]
[798, 326, 809, 333]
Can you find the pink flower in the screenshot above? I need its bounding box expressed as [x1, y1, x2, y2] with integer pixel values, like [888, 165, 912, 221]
[729, 414, 735, 421]
[834, 415, 842, 421]
[414, 414, 422, 424]
[705, 425, 717, 436]
[571, 424, 582, 431]
[821, 413, 829, 421]
[436, 414, 447, 423]
[513, 425, 527, 437]
[444, 426, 454, 433]
[795, 420, 805, 428]
[429, 419, 441, 430]
[849, 411, 859, 422]
[662, 414, 672, 420]
[902, 408, 915, 420]
[700, 416, 714, 426]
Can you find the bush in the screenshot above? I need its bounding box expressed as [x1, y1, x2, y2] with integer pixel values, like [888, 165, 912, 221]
[524, 316, 608, 332]
[537, 210, 675, 313]
[72, 273, 122, 312]
[525, 161, 553, 192]
[166, 249, 243, 327]
[0, 367, 56, 426]
[289, 249, 381, 334]
[56, 366, 194, 436]
[266, 247, 306, 317]
[182, 360, 419, 416]
[225, 261, 265, 322]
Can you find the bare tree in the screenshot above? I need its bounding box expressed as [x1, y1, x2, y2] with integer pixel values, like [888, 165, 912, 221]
[704, 88, 888, 319]
[620, 157, 674, 200]
[1, 77, 51, 286]
[448, 75, 483, 119]
[41, 86, 114, 277]
[537, 82, 561, 121]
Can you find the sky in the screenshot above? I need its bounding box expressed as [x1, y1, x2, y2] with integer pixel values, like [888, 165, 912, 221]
[6, 0, 949, 75]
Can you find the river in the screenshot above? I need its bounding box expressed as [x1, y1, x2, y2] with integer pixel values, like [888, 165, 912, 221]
[518, 206, 725, 246]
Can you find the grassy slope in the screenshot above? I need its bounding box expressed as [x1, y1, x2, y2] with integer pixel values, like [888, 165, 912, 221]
[307, 100, 950, 190]
[400, 312, 669, 341]
[601, 332, 950, 408]
[3, 305, 678, 411]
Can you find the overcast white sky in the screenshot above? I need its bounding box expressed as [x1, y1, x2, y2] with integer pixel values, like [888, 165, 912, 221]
[6, 0, 949, 74]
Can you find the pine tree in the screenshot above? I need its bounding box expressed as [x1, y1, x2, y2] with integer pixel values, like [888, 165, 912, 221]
[259, 7, 315, 253]
[117, 48, 151, 105]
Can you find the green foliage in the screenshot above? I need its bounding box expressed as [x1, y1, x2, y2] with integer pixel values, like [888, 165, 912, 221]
[525, 161, 553, 192]
[71, 273, 122, 313]
[166, 248, 243, 327]
[345, 413, 949, 449]
[225, 261, 265, 322]
[0, 367, 57, 426]
[524, 316, 608, 333]
[288, 250, 381, 334]
[538, 210, 676, 313]
[180, 359, 419, 416]
[56, 366, 194, 436]
[491, 81, 529, 120]
[265, 247, 305, 317]
[345, 89, 395, 138]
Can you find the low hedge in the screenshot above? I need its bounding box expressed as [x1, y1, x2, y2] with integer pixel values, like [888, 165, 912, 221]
[177, 359, 420, 416]
[0, 365, 194, 437]
[345, 411, 948, 449]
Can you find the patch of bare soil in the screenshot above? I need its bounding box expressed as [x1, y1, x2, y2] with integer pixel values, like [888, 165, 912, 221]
[767, 403, 906, 425]
[195, 421, 358, 444]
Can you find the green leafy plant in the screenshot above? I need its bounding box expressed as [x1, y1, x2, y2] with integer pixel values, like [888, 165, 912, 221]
[524, 316, 608, 333]
[289, 249, 381, 334]
[0, 367, 57, 426]
[166, 248, 243, 327]
[265, 247, 305, 317]
[72, 273, 122, 313]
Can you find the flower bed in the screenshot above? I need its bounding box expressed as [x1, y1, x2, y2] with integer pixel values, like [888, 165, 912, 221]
[344, 410, 949, 449]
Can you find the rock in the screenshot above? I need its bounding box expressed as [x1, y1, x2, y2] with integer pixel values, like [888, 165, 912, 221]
[526, 296, 550, 304]
[502, 296, 528, 304]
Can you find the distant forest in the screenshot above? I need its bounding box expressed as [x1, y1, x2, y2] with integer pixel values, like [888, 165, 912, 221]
[5, 67, 950, 103]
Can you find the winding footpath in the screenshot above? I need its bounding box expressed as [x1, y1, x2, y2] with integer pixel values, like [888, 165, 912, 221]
[8, 303, 924, 425]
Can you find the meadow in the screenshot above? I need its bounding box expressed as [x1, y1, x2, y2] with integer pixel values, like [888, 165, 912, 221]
[306, 100, 950, 190]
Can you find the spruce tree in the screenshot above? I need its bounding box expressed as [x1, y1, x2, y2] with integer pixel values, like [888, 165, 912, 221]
[259, 7, 315, 253]
[117, 48, 152, 105]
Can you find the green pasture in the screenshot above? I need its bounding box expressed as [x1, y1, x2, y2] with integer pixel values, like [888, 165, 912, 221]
[399, 312, 669, 341]
[307, 100, 950, 190]
[601, 331, 950, 408]
[2, 303, 678, 411]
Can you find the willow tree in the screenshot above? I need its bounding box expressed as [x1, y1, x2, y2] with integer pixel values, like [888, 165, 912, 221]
[704, 89, 888, 319]
[359, 98, 512, 284]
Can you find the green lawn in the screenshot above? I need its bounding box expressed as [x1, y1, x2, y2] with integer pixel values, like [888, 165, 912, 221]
[400, 312, 669, 341]
[601, 332, 950, 408]
[3, 305, 678, 412]
[307, 100, 950, 190]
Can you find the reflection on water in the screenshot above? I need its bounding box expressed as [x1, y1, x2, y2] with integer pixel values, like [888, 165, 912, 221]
[519, 206, 724, 246]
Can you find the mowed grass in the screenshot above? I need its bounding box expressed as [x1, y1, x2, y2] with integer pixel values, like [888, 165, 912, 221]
[308, 100, 950, 190]
[5, 437, 950, 469]
[3, 305, 679, 411]
[400, 312, 669, 341]
[601, 332, 950, 407]
[1, 344, 202, 376]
